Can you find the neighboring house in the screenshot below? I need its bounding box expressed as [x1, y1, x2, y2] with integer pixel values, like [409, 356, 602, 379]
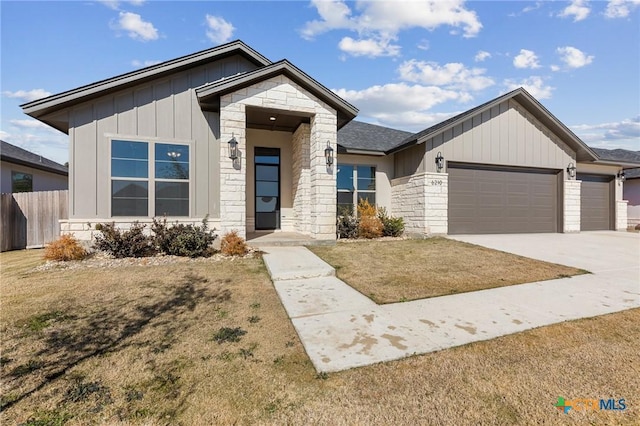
[20, 40, 631, 241]
[591, 148, 640, 228]
[1, 140, 68, 193]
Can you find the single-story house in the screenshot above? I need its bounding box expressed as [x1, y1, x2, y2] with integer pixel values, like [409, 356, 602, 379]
[20, 40, 631, 241]
[1, 140, 68, 193]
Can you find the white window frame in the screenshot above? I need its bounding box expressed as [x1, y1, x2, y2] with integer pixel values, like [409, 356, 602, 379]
[108, 136, 192, 218]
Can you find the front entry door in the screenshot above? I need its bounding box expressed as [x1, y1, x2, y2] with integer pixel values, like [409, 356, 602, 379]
[255, 147, 280, 230]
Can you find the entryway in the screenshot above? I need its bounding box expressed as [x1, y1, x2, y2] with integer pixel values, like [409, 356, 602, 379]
[255, 147, 280, 230]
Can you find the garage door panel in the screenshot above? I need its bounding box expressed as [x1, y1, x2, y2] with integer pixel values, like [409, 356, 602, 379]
[578, 174, 612, 231]
[449, 164, 558, 234]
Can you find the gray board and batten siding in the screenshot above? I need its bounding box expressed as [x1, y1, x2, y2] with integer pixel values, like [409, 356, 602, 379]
[68, 55, 260, 220]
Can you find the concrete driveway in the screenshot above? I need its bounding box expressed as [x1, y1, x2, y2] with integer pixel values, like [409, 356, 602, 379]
[264, 231, 640, 373]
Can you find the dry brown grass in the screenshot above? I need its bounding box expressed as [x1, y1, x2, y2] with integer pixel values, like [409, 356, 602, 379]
[309, 238, 587, 303]
[1, 249, 638, 425]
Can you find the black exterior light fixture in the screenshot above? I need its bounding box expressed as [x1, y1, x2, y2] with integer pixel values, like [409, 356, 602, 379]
[567, 162, 577, 179]
[435, 151, 444, 172]
[324, 141, 334, 166]
[617, 170, 626, 181]
[228, 133, 239, 160]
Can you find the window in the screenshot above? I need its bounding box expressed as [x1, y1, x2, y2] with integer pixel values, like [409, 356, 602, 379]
[111, 139, 190, 217]
[337, 164, 376, 214]
[12, 171, 33, 192]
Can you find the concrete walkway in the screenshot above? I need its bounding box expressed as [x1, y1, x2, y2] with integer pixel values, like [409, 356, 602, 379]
[262, 232, 640, 373]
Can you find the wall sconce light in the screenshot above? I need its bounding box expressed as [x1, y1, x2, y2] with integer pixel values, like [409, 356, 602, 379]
[228, 134, 238, 160]
[617, 171, 626, 182]
[324, 141, 334, 166]
[567, 162, 576, 179]
[435, 151, 444, 172]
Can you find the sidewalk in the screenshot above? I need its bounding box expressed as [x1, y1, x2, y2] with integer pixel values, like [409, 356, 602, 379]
[262, 233, 640, 373]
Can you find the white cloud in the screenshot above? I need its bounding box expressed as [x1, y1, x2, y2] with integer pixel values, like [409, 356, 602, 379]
[302, 0, 482, 57]
[572, 116, 640, 142]
[558, 0, 591, 21]
[550, 64, 561, 72]
[474, 50, 491, 62]
[131, 59, 161, 68]
[508, 2, 542, 17]
[9, 119, 56, 130]
[0, 124, 69, 164]
[334, 83, 461, 116]
[417, 39, 430, 51]
[513, 49, 541, 69]
[557, 46, 594, 68]
[112, 11, 158, 41]
[205, 14, 235, 44]
[2, 89, 52, 102]
[503, 76, 554, 99]
[398, 60, 495, 92]
[99, 0, 145, 10]
[604, 0, 640, 18]
[338, 36, 400, 57]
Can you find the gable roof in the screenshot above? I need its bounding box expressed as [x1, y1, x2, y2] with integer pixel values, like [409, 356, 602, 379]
[21, 40, 271, 132]
[337, 121, 412, 154]
[1, 140, 68, 176]
[388, 88, 599, 162]
[195, 60, 358, 129]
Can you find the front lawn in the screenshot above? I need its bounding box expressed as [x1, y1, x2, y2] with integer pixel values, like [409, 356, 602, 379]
[1, 249, 637, 425]
[309, 238, 587, 303]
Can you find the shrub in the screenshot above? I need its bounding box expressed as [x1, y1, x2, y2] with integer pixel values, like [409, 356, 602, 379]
[357, 199, 383, 239]
[44, 235, 87, 261]
[93, 222, 155, 258]
[337, 206, 359, 239]
[377, 207, 405, 237]
[635, 224, 640, 231]
[221, 230, 249, 256]
[151, 217, 217, 258]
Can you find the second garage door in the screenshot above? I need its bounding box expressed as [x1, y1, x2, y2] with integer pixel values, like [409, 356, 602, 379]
[449, 164, 559, 234]
[578, 174, 613, 231]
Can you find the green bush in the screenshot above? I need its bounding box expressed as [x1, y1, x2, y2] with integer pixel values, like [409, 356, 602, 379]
[378, 207, 405, 237]
[93, 222, 155, 258]
[151, 217, 217, 258]
[337, 206, 359, 239]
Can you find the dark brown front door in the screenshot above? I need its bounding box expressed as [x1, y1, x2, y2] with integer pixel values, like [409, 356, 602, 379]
[255, 147, 280, 230]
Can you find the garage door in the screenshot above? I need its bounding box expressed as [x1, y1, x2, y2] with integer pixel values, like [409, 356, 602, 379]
[449, 164, 559, 234]
[578, 174, 613, 231]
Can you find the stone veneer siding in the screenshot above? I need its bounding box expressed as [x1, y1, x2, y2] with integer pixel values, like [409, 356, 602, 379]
[219, 75, 337, 240]
[291, 123, 311, 235]
[391, 172, 448, 235]
[563, 179, 581, 232]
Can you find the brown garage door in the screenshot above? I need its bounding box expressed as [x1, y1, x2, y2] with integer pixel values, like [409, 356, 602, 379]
[449, 164, 559, 234]
[578, 174, 613, 231]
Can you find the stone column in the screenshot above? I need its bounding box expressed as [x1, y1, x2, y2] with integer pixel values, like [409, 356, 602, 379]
[291, 123, 311, 235]
[563, 179, 581, 232]
[424, 172, 448, 234]
[219, 97, 247, 238]
[309, 113, 337, 240]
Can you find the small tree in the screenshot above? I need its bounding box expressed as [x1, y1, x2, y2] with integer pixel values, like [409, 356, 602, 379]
[357, 199, 383, 238]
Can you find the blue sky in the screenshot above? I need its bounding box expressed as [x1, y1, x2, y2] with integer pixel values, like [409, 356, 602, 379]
[2, 0, 639, 164]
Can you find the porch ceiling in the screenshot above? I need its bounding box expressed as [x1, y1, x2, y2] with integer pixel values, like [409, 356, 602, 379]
[246, 106, 311, 132]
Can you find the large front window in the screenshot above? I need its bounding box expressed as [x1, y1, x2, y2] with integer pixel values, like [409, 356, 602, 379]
[337, 164, 376, 214]
[111, 140, 189, 217]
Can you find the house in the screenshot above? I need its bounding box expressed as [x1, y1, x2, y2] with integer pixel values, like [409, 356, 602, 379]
[1, 140, 68, 193]
[20, 40, 631, 241]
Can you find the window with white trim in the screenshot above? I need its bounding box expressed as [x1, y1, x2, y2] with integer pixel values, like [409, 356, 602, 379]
[111, 139, 190, 217]
[337, 164, 376, 214]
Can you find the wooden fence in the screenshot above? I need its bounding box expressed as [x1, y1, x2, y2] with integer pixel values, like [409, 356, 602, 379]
[0, 190, 68, 252]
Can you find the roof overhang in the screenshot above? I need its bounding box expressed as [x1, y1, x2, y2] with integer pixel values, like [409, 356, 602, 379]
[1, 155, 68, 176]
[591, 159, 640, 168]
[195, 60, 358, 129]
[20, 40, 271, 134]
[388, 88, 599, 162]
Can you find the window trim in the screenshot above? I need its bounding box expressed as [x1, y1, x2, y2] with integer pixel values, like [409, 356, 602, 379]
[337, 163, 376, 214]
[11, 171, 33, 193]
[108, 135, 193, 218]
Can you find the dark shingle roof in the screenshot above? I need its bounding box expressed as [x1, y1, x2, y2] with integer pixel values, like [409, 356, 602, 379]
[625, 168, 640, 179]
[1, 140, 68, 175]
[337, 121, 413, 153]
[591, 147, 640, 164]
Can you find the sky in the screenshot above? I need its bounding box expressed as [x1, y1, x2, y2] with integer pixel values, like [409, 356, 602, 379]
[1, 0, 639, 165]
